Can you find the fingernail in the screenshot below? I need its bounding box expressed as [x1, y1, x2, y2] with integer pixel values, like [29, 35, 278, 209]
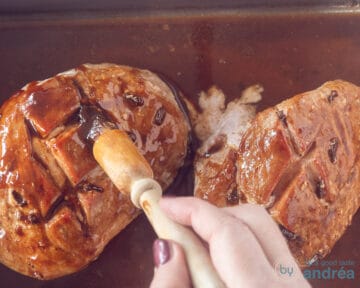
[153, 239, 171, 267]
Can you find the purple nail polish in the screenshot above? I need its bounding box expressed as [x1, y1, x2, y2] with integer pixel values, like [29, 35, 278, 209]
[153, 239, 171, 267]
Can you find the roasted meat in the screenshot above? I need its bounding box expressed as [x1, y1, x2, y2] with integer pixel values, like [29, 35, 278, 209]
[193, 80, 360, 266]
[190, 85, 262, 206]
[0, 63, 190, 279]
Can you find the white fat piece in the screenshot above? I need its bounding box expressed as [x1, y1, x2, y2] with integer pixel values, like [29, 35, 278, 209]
[188, 84, 263, 150]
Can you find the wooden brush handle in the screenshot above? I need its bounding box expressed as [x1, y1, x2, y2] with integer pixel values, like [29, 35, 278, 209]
[93, 129, 225, 288]
[93, 129, 154, 194]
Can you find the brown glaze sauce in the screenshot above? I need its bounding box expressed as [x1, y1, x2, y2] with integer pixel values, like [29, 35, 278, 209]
[0, 9, 360, 288]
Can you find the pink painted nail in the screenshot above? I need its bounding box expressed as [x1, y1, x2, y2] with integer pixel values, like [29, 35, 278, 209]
[153, 239, 171, 267]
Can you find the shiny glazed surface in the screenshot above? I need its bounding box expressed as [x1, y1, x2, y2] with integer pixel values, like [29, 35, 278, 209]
[0, 63, 189, 279]
[196, 80, 360, 266]
[0, 9, 359, 288]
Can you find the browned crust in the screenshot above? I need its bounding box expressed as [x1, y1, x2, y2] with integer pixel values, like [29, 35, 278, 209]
[0, 64, 189, 279]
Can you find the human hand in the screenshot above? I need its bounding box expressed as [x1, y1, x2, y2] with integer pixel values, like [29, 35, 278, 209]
[150, 197, 311, 288]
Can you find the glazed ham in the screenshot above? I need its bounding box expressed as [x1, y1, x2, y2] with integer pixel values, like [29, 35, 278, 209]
[0, 64, 190, 279]
[194, 80, 360, 266]
[191, 85, 262, 206]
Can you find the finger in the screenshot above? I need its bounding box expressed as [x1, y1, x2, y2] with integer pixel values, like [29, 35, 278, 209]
[222, 204, 297, 267]
[159, 197, 275, 287]
[150, 239, 191, 288]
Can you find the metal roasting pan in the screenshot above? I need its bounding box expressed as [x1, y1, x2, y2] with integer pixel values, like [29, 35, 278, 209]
[0, 1, 359, 287]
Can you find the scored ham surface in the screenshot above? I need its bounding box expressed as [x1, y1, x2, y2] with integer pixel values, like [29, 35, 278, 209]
[194, 80, 360, 266]
[0, 63, 190, 279]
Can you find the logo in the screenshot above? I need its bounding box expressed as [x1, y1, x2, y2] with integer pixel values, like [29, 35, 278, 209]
[303, 259, 356, 280]
[274, 259, 356, 281]
[274, 260, 297, 280]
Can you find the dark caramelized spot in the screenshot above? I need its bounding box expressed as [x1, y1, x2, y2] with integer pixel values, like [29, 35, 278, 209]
[6, 160, 17, 173]
[328, 137, 339, 163]
[153, 107, 166, 126]
[28, 213, 41, 225]
[204, 135, 226, 157]
[15, 226, 24, 236]
[12, 190, 28, 207]
[19, 212, 27, 222]
[77, 181, 104, 193]
[276, 110, 288, 127]
[315, 178, 326, 199]
[24, 118, 40, 137]
[44, 195, 65, 221]
[327, 90, 338, 103]
[226, 190, 239, 205]
[126, 131, 137, 142]
[64, 107, 81, 126]
[79, 104, 117, 144]
[72, 79, 88, 101]
[124, 93, 144, 107]
[279, 224, 299, 241]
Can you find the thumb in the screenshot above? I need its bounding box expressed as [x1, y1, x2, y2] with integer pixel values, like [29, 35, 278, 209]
[150, 239, 191, 288]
